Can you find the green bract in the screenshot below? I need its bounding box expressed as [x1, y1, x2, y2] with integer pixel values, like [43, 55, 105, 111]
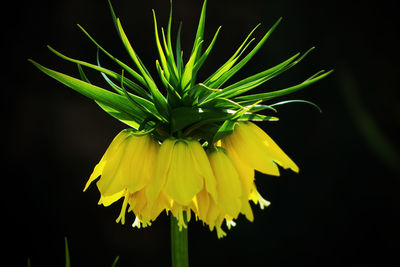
[29, 0, 331, 143]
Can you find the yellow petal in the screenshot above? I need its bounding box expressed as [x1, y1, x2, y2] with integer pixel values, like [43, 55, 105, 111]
[164, 140, 203, 205]
[243, 122, 299, 172]
[98, 190, 125, 206]
[221, 138, 254, 197]
[194, 189, 210, 222]
[188, 139, 218, 201]
[208, 148, 242, 218]
[84, 129, 131, 191]
[226, 123, 280, 176]
[146, 138, 176, 204]
[97, 134, 149, 196]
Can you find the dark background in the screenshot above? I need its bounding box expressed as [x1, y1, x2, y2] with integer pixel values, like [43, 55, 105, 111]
[5, 0, 399, 266]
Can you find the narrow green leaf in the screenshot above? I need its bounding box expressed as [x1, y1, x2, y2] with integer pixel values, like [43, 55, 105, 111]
[183, 83, 219, 105]
[116, 18, 170, 120]
[77, 64, 141, 128]
[210, 17, 282, 89]
[170, 106, 231, 133]
[235, 70, 333, 104]
[191, 0, 207, 61]
[64, 237, 71, 267]
[238, 113, 279, 121]
[212, 120, 236, 143]
[111, 256, 120, 267]
[95, 48, 151, 98]
[211, 52, 301, 99]
[97, 103, 141, 129]
[29, 59, 147, 122]
[48, 45, 150, 98]
[270, 99, 323, 113]
[181, 40, 203, 91]
[107, 0, 119, 36]
[203, 24, 260, 86]
[153, 10, 171, 80]
[77, 24, 147, 87]
[156, 60, 182, 107]
[176, 22, 183, 76]
[192, 26, 222, 75]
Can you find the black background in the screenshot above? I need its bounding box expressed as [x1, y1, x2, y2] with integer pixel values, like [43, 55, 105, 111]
[5, 0, 400, 266]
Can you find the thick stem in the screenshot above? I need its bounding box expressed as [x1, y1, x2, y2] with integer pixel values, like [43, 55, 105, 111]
[170, 215, 189, 267]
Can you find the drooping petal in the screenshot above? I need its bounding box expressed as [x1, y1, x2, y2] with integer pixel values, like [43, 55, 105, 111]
[84, 129, 131, 191]
[238, 122, 299, 173]
[146, 138, 176, 204]
[98, 190, 126, 207]
[164, 140, 203, 205]
[97, 134, 149, 196]
[187, 139, 217, 201]
[224, 122, 280, 176]
[194, 189, 211, 222]
[208, 148, 242, 218]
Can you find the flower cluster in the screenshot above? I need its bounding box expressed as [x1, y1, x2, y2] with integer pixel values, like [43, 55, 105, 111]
[85, 121, 297, 237]
[30, 0, 329, 237]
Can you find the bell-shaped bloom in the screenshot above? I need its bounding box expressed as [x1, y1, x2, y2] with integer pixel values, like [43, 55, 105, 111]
[146, 138, 217, 207]
[84, 129, 169, 226]
[83, 122, 298, 237]
[222, 121, 299, 176]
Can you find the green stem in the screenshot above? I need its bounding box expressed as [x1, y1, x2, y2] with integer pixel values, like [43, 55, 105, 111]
[170, 215, 189, 267]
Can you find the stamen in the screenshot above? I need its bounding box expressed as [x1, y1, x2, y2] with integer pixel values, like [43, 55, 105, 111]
[116, 191, 129, 224]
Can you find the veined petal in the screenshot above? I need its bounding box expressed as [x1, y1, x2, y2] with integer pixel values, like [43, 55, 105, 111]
[221, 137, 254, 197]
[146, 138, 176, 204]
[225, 123, 280, 176]
[98, 190, 126, 207]
[187, 139, 217, 201]
[129, 188, 171, 223]
[97, 134, 149, 196]
[194, 189, 211, 222]
[208, 148, 242, 218]
[84, 129, 131, 191]
[164, 140, 203, 205]
[245, 122, 299, 172]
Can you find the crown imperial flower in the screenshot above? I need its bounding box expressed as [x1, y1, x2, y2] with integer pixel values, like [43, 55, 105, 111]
[30, 0, 330, 237]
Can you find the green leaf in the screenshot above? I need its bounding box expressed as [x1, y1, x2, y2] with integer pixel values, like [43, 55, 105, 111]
[212, 120, 236, 143]
[77, 64, 145, 129]
[183, 83, 219, 105]
[64, 237, 71, 267]
[175, 22, 183, 76]
[191, 0, 207, 62]
[107, 0, 119, 37]
[203, 24, 260, 86]
[170, 106, 231, 133]
[210, 52, 301, 99]
[77, 24, 147, 87]
[192, 26, 222, 75]
[111, 256, 120, 267]
[152, 10, 171, 81]
[270, 99, 323, 113]
[156, 60, 182, 107]
[48, 45, 151, 99]
[30, 60, 147, 125]
[238, 113, 279, 121]
[209, 17, 282, 89]
[116, 18, 170, 120]
[235, 70, 333, 104]
[181, 40, 203, 91]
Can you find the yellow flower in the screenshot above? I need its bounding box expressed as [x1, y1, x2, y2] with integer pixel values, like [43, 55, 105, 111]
[222, 121, 299, 176]
[84, 121, 299, 237]
[84, 129, 167, 225]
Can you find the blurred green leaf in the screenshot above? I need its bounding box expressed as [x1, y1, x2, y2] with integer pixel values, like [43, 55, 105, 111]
[64, 237, 71, 267]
